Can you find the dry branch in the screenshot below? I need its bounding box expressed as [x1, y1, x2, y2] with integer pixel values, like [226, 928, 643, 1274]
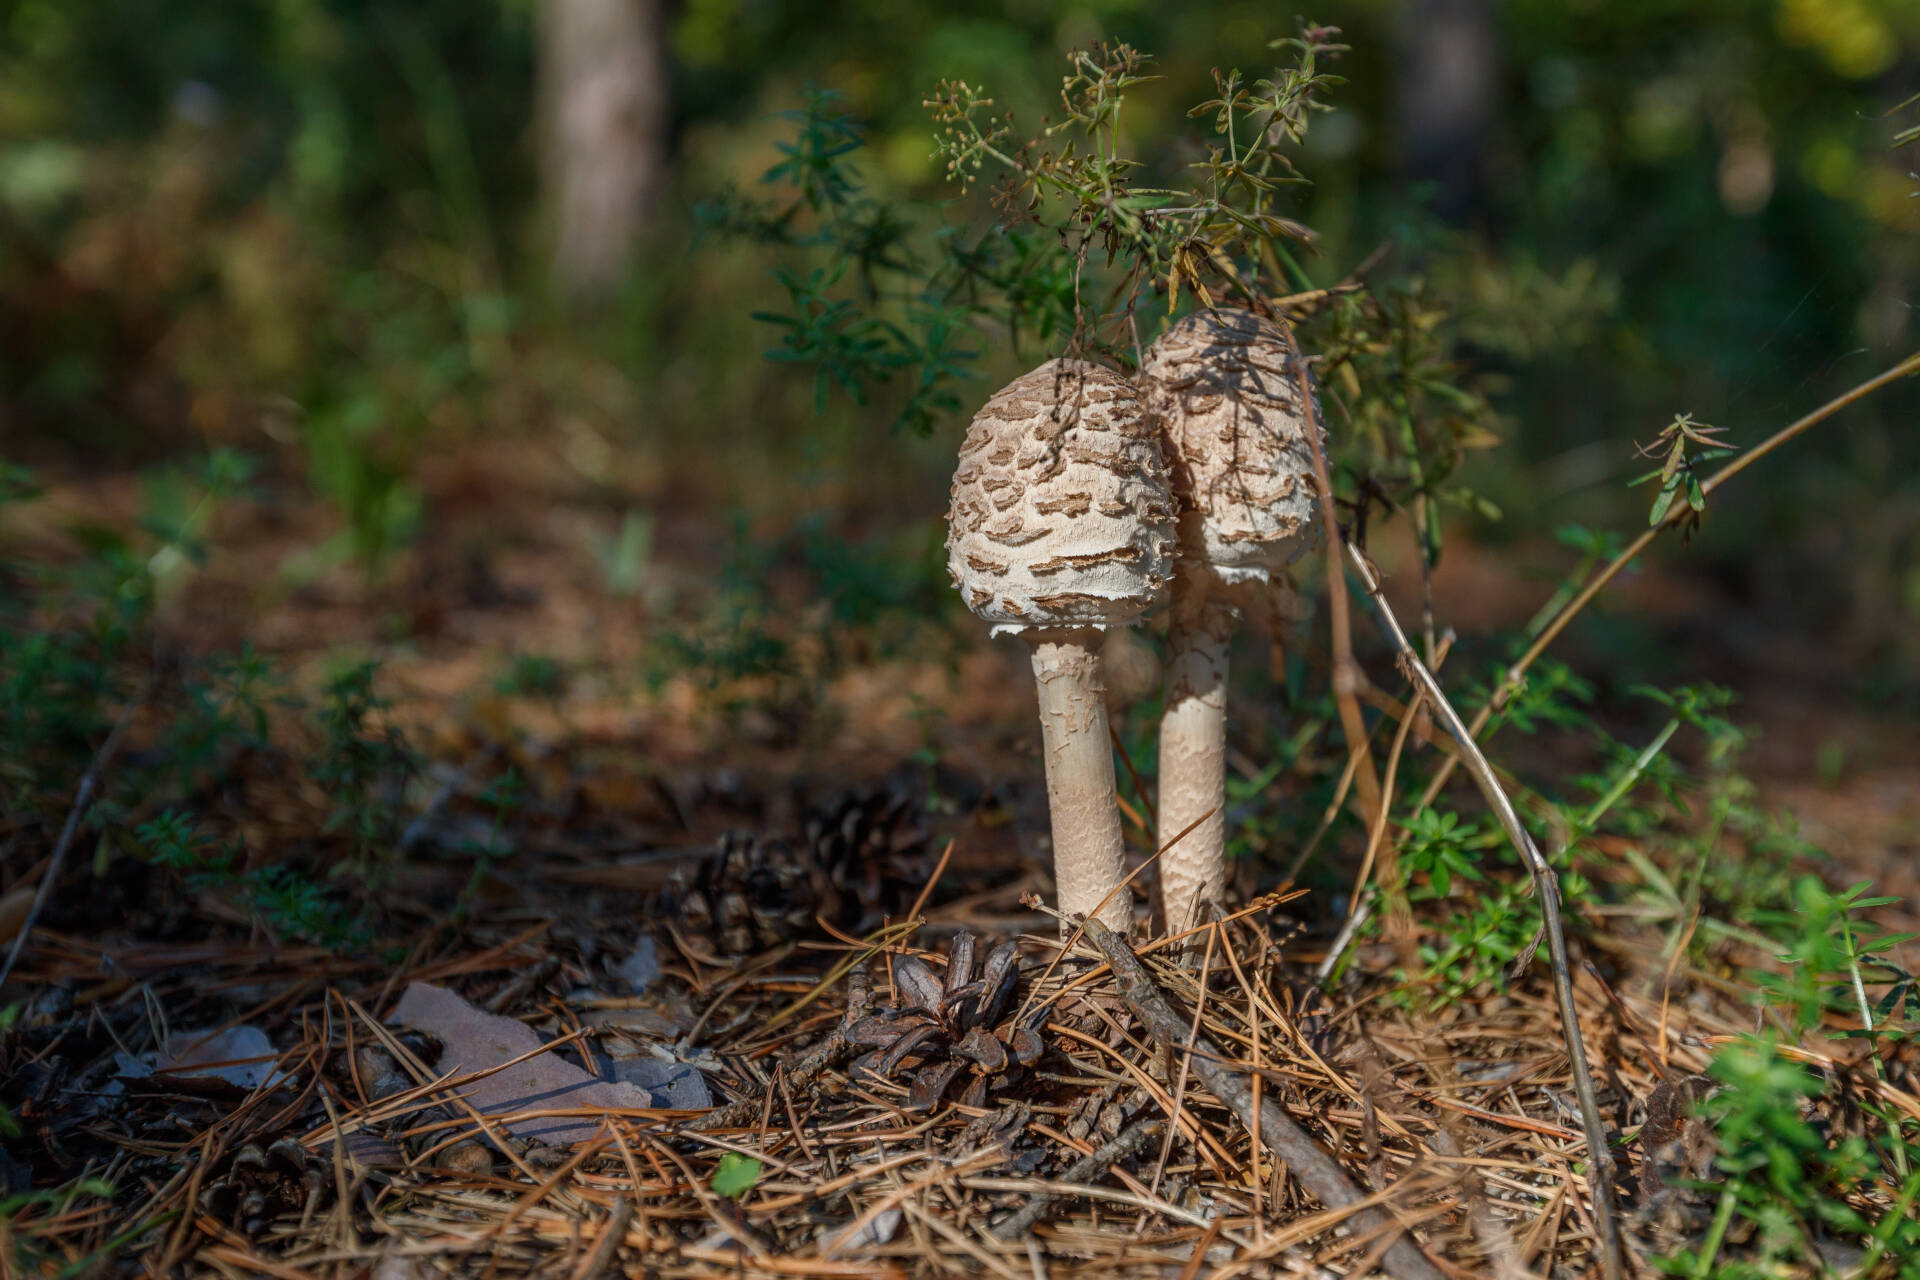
[989, 1115, 1165, 1239]
[0, 692, 139, 988]
[1081, 918, 1444, 1280]
[686, 966, 871, 1132]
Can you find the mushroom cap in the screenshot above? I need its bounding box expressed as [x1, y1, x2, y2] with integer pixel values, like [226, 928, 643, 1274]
[947, 359, 1176, 637]
[1142, 308, 1324, 588]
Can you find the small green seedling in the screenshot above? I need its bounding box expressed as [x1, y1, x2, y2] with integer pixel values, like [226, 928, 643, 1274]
[710, 1152, 762, 1200]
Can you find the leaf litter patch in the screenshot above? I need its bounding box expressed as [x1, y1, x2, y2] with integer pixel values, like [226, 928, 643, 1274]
[2, 768, 1915, 1277]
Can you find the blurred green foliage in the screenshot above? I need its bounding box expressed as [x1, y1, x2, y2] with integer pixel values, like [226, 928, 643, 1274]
[1, 0, 1918, 669]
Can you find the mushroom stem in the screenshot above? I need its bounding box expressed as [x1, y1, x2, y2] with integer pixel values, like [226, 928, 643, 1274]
[1156, 586, 1236, 937]
[1027, 630, 1133, 932]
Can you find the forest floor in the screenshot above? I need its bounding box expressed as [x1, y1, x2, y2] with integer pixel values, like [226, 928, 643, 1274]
[5, 442, 1918, 1278]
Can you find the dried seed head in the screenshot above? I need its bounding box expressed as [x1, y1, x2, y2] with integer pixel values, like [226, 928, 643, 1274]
[1142, 309, 1324, 588]
[946, 359, 1175, 636]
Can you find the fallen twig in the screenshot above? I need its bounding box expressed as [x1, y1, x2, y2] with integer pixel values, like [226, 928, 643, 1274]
[0, 693, 140, 989]
[568, 1195, 633, 1280]
[686, 965, 871, 1132]
[991, 1115, 1166, 1238]
[1081, 918, 1444, 1280]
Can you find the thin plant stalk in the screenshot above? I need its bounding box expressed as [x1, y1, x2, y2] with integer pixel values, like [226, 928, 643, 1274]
[1274, 320, 1383, 823]
[1414, 350, 1920, 813]
[1343, 541, 1624, 1280]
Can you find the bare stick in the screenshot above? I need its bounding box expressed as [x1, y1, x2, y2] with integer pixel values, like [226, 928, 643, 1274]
[568, 1195, 633, 1280]
[1081, 919, 1443, 1280]
[991, 1116, 1166, 1238]
[1278, 321, 1383, 821]
[1341, 543, 1623, 1280]
[686, 966, 870, 1132]
[0, 697, 139, 989]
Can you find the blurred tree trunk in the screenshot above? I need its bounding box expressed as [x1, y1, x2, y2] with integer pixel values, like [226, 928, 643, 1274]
[541, 0, 668, 305]
[1394, 0, 1496, 224]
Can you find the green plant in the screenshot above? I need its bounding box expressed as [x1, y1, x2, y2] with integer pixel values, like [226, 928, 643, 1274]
[1635, 848, 1920, 1275]
[1655, 1027, 1920, 1277]
[136, 809, 236, 887]
[310, 660, 418, 880]
[699, 87, 1011, 437]
[1399, 809, 1492, 901]
[132, 808, 369, 949]
[1752, 879, 1918, 1050]
[710, 1152, 762, 1200]
[1631, 414, 1737, 539]
[243, 864, 371, 951]
[452, 767, 525, 920]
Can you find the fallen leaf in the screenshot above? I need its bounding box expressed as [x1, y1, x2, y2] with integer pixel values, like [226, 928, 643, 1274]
[388, 981, 655, 1145]
[115, 1025, 292, 1092]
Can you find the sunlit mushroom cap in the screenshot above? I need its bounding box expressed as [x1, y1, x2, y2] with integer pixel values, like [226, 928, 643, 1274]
[947, 359, 1175, 637]
[1142, 308, 1324, 586]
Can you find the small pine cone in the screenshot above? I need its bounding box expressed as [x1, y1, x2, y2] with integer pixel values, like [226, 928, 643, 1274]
[657, 833, 822, 956]
[804, 786, 931, 927]
[653, 786, 933, 955]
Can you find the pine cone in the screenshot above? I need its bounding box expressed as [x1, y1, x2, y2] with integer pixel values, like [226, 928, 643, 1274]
[655, 785, 932, 956]
[657, 832, 817, 956]
[200, 1138, 326, 1236]
[802, 784, 932, 927]
[846, 933, 1047, 1112]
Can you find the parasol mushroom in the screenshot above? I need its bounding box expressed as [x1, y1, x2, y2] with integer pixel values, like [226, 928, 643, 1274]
[947, 358, 1176, 932]
[1142, 308, 1322, 936]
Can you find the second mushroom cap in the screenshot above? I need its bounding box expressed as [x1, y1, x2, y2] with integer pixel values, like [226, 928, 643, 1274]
[1142, 308, 1324, 585]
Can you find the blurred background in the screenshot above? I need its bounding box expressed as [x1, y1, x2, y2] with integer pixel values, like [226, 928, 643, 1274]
[3, 0, 1918, 784]
[9, 8, 1920, 1264]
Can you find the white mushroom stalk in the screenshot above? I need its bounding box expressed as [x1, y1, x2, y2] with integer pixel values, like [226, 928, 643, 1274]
[1142, 309, 1322, 937]
[947, 359, 1176, 932]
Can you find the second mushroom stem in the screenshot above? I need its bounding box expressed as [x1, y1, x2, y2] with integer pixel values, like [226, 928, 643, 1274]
[1156, 589, 1235, 937]
[1028, 630, 1134, 932]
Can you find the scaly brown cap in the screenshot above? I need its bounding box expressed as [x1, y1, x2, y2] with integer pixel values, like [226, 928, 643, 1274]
[1142, 309, 1323, 587]
[947, 359, 1175, 636]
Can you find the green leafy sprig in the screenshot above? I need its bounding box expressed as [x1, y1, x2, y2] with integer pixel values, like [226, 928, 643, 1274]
[1631, 413, 1738, 538]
